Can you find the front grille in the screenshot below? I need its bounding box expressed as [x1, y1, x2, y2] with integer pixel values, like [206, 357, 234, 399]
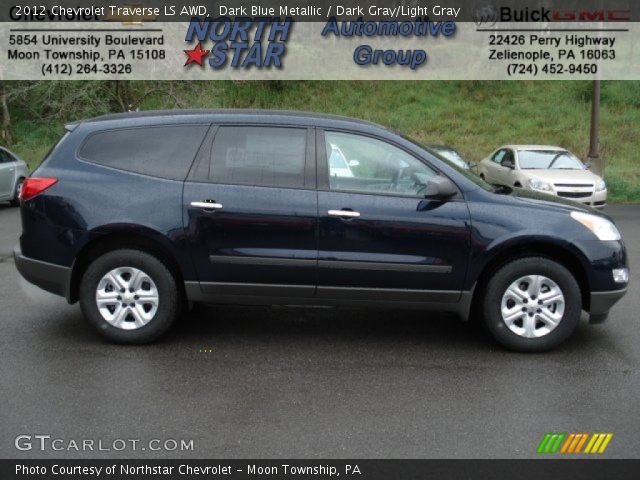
[557, 191, 592, 199]
[554, 183, 593, 188]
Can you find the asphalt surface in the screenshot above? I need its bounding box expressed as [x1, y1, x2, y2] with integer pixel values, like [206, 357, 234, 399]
[0, 204, 638, 459]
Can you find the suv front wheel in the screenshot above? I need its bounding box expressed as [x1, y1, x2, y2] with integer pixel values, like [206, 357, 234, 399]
[79, 249, 180, 344]
[482, 257, 582, 352]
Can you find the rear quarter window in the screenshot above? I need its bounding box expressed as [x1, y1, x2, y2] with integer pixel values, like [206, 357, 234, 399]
[79, 125, 209, 180]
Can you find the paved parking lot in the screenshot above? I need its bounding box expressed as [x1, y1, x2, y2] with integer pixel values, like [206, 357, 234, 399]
[0, 204, 638, 459]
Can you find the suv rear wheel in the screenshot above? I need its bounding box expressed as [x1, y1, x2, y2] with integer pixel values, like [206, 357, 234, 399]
[79, 249, 180, 344]
[482, 257, 582, 352]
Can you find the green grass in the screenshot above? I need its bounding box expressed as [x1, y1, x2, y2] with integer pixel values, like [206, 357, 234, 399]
[3, 80, 639, 202]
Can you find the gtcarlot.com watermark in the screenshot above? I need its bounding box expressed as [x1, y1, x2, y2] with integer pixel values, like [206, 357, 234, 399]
[15, 434, 194, 452]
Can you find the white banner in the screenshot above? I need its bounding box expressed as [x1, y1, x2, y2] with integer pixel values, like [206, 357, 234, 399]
[1, 21, 638, 80]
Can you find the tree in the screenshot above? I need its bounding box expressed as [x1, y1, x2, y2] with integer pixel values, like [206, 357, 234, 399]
[0, 81, 11, 144]
[587, 80, 603, 176]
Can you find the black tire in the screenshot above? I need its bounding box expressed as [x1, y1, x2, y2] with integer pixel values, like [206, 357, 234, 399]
[9, 178, 24, 207]
[79, 249, 180, 344]
[482, 257, 582, 352]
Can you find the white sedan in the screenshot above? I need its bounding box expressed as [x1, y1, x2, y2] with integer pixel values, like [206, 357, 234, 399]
[478, 145, 607, 208]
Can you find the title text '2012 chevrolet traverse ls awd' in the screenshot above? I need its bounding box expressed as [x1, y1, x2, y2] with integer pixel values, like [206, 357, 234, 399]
[14, 110, 629, 351]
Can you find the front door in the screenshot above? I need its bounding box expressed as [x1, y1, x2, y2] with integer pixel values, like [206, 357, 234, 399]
[485, 149, 504, 184]
[0, 150, 16, 198]
[184, 125, 318, 298]
[488, 149, 515, 186]
[316, 130, 471, 303]
[495, 149, 516, 185]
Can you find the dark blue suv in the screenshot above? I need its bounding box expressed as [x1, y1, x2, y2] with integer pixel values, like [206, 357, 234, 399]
[14, 110, 629, 351]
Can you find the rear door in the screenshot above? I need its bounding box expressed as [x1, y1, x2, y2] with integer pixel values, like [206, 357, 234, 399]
[316, 130, 471, 302]
[183, 124, 318, 298]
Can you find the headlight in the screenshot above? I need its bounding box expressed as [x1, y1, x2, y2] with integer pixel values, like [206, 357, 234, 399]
[529, 178, 553, 192]
[595, 179, 607, 191]
[570, 211, 621, 241]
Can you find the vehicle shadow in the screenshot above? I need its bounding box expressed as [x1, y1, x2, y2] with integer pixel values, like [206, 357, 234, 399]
[38, 303, 606, 357]
[165, 305, 607, 356]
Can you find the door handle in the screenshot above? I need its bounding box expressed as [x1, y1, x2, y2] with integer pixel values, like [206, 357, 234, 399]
[328, 209, 360, 218]
[190, 200, 223, 210]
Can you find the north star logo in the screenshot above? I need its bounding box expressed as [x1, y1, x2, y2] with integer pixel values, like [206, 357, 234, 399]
[184, 42, 209, 66]
[183, 17, 292, 69]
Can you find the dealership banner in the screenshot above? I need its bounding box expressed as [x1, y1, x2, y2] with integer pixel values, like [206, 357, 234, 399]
[3, 459, 640, 479]
[0, 0, 639, 80]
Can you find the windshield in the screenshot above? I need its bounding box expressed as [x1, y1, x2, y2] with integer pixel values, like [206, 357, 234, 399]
[518, 150, 585, 170]
[329, 145, 349, 169]
[435, 149, 468, 169]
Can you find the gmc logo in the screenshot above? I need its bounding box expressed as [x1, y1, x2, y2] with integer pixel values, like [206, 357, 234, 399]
[552, 9, 631, 21]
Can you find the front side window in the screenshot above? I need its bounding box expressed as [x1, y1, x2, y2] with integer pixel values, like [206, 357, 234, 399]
[492, 150, 506, 163]
[325, 131, 436, 196]
[0, 149, 14, 163]
[80, 125, 209, 180]
[503, 150, 515, 164]
[210, 126, 307, 188]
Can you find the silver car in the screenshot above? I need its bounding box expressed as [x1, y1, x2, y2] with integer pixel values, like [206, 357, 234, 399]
[0, 146, 29, 206]
[478, 145, 607, 208]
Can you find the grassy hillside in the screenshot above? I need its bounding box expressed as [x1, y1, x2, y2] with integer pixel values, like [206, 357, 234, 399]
[4, 80, 640, 202]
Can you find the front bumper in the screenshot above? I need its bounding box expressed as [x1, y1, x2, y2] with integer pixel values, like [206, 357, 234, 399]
[554, 188, 607, 208]
[13, 245, 71, 300]
[589, 287, 628, 323]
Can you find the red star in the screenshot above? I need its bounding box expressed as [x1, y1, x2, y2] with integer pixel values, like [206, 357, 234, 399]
[184, 42, 210, 66]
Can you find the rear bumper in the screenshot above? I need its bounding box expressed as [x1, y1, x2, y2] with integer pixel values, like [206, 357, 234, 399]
[589, 287, 628, 323]
[13, 245, 71, 300]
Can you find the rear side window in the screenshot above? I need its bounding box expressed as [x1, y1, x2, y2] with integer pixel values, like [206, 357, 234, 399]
[79, 125, 209, 180]
[210, 126, 307, 188]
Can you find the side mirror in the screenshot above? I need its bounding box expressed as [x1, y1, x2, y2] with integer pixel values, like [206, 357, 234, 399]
[584, 161, 592, 170]
[348, 159, 360, 167]
[501, 158, 515, 169]
[424, 176, 458, 198]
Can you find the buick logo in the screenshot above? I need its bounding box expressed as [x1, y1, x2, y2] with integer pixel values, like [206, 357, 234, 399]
[473, 4, 498, 27]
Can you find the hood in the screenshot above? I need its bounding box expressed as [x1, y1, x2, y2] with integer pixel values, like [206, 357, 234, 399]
[495, 186, 613, 221]
[519, 168, 602, 184]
